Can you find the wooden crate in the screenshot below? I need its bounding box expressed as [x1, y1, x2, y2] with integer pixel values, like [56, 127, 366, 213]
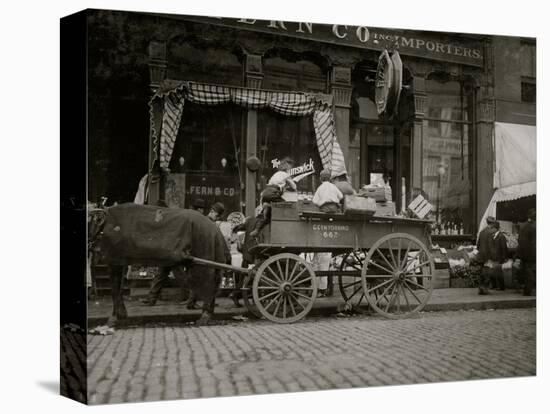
[343, 195, 376, 215]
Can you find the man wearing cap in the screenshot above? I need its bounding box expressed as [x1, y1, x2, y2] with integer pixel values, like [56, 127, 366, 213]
[208, 202, 225, 222]
[313, 169, 344, 213]
[476, 216, 497, 294]
[191, 198, 206, 215]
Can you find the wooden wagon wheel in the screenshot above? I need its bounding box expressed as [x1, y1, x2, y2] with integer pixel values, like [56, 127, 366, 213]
[252, 253, 317, 324]
[361, 233, 435, 319]
[337, 250, 370, 311]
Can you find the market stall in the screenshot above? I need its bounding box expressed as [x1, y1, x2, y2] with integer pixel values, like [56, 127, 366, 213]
[478, 122, 536, 234]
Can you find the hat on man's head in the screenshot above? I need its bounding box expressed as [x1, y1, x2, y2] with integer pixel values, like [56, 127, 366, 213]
[211, 202, 225, 215]
[486, 216, 496, 225]
[320, 169, 331, 181]
[192, 198, 205, 209]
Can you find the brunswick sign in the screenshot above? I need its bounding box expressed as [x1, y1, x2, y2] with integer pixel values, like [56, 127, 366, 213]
[173, 15, 484, 67]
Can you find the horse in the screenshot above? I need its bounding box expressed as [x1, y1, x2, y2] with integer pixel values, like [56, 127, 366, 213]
[88, 203, 230, 326]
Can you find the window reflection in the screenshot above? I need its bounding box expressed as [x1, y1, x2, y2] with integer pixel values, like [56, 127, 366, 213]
[423, 79, 473, 234]
[257, 111, 322, 200]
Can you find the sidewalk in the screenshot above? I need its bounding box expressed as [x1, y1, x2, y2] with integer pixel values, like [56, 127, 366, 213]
[87, 288, 536, 327]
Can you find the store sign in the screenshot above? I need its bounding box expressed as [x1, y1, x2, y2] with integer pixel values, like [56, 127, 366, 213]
[177, 15, 484, 67]
[185, 174, 241, 214]
[271, 157, 316, 181]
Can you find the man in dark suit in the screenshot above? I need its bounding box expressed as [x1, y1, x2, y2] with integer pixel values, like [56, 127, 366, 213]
[489, 220, 509, 290]
[476, 216, 497, 295]
[518, 208, 536, 296]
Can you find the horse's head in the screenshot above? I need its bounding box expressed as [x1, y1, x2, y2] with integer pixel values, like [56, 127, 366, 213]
[88, 208, 107, 253]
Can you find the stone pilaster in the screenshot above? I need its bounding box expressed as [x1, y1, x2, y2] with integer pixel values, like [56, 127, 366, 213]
[411, 75, 427, 190]
[148, 41, 167, 92]
[244, 54, 263, 216]
[330, 66, 353, 171]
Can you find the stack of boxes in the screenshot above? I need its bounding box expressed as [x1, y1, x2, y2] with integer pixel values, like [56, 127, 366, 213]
[358, 185, 395, 217]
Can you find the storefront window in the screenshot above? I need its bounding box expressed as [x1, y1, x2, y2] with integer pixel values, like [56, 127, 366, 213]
[257, 111, 322, 199]
[167, 102, 244, 215]
[422, 79, 473, 234]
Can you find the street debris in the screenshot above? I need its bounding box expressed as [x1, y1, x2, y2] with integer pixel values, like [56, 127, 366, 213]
[89, 325, 116, 335]
[231, 315, 248, 321]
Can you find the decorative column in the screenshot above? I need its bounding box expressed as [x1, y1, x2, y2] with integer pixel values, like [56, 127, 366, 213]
[475, 85, 496, 226]
[147, 41, 167, 205]
[148, 41, 167, 92]
[244, 54, 264, 217]
[411, 75, 427, 192]
[330, 66, 353, 172]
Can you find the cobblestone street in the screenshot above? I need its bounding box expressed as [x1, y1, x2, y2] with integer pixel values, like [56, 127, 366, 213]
[87, 308, 536, 404]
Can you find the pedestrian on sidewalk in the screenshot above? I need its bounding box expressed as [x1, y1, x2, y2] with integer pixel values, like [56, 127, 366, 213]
[476, 216, 497, 295]
[517, 208, 536, 296]
[488, 220, 509, 291]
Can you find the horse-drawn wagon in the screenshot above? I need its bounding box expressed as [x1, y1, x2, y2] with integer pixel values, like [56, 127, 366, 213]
[90, 201, 435, 325]
[195, 201, 435, 324]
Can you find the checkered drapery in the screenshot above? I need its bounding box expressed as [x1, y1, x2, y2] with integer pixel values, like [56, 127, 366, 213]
[150, 81, 347, 178]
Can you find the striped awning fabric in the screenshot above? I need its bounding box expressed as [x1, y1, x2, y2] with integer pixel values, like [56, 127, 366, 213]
[149, 81, 347, 179]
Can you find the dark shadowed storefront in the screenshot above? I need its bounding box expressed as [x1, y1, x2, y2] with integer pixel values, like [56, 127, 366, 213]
[86, 10, 535, 245]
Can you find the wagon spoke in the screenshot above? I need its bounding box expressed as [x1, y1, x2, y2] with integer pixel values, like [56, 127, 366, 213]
[396, 238, 402, 271]
[288, 293, 306, 311]
[293, 275, 313, 286]
[293, 290, 313, 301]
[272, 295, 283, 316]
[287, 295, 297, 316]
[366, 259, 393, 275]
[348, 262, 363, 271]
[401, 283, 411, 308]
[288, 268, 308, 284]
[258, 290, 280, 302]
[405, 278, 430, 292]
[276, 260, 285, 282]
[395, 284, 402, 313]
[375, 281, 396, 306]
[374, 249, 396, 272]
[293, 287, 314, 291]
[347, 285, 363, 301]
[260, 274, 281, 288]
[403, 281, 423, 304]
[384, 284, 399, 313]
[366, 278, 393, 293]
[342, 280, 362, 290]
[283, 258, 289, 280]
[287, 260, 299, 282]
[263, 293, 283, 310]
[266, 265, 283, 283]
[386, 239, 399, 270]
[400, 241, 412, 271]
[405, 260, 431, 275]
[282, 296, 288, 318]
[409, 274, 434, 278]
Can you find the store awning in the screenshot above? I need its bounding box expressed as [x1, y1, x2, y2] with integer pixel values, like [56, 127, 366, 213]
[148, 81, 348, 179]
[478, 122, 536, 234]
[493, 122, 536, 190]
